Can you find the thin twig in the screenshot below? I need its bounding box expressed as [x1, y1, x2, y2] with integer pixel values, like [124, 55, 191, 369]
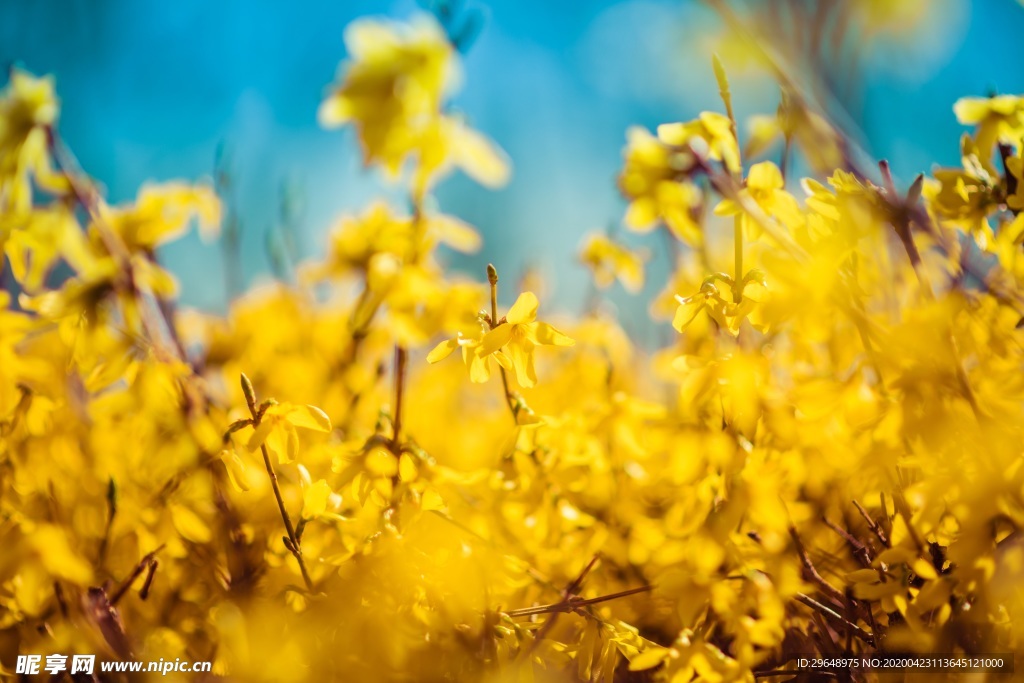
[139, 560, 159, 600]
[110, 545, 164, 606]
[525, 554, 602, 656]
[789, 527, 846, 605]
[241, 374, 314, 591]
[822, 516, 872, 566]
[391, 345, 408, 451]
[852, 500, 889, 548]
[795, 593, 874, 646]
[487, 263, 517, 418]
[504, 585, 653, 619]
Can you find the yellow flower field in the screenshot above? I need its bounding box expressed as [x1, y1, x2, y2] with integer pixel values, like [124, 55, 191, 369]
[3, 3, 1024, 682]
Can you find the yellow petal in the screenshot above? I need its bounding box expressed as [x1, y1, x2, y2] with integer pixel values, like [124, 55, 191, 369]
[747, 161, 784, 190]
[221, 450, 251, 492]
[284, 404, 333, 432]
[427, 337, 460, 363]
[317, 94, 351, 128]
[430, 214, 482, 253]
[452, 122, 511, 188]
[31, 526, 92, 584]
[672, 297, 703, 332]
[465, 345, 493, 383]
[505, 340, 537, 388]
[398, 453, 419, 482]
[421, 487, 446, 511]
[480, 323, 515, 356]
[246, 420, 275, 452]
[301, 480, 332, 519]
[506, 291, 539, 324]
[529, 322, 574, 347]
[628, 647, 670, 672]
[713, 199, 740, 216]
[170, 504, 212, 544]
[624, 198, 659, 231]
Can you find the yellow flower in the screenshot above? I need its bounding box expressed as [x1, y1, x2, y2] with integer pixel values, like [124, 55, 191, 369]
[1, 205, 90, 292]
[953, 94, 1024, 172]
[657, 112, 741, 175]
[672, 273, 767, 336]
[411, 115, 511, 198]
[318, 14, 509, 195]
[926, 135, 1001, 245]
[0, 69, 67, 212]
[618, 126, 703, 245]
[312, 202, 485, 282]
[246, 402, 332, 464]
[426, 325, 505, 383]
[478, 291, 574, 387]
[318, 16, 453, 172]
[301, 479, 335, 520]
[96, 182, 221, 252]
[714, 161, 803, 238]
[579, 234, 645, 293]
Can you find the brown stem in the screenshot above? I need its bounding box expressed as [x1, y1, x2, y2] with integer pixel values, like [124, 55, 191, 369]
[391, 345, 407, 451]
[789, 527, 847, 606]
[525, 554, 601, 656]
[1000, 142, 1019, 214]
[139, 560, 159, 600]
[53, 582, 68, 619]
[822, 516, 872, 566]
[795, 593, 874, 646]
[241, 374, 314, 591]
[852, 500, 889, 548]
[504, 584, 652, 618]
[487, 263, 517, 418]
[110, 545, 164, 606]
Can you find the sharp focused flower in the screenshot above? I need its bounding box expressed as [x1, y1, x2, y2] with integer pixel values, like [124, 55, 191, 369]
[246, 402, 332, 464]
[426, 325, 506, 383]
[478, 291, 574, 387]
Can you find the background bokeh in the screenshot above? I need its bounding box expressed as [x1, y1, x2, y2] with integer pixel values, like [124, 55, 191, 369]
[3, 0, 1023, 334]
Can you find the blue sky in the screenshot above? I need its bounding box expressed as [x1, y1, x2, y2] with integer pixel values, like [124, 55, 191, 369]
[3, 0, 1023, 332]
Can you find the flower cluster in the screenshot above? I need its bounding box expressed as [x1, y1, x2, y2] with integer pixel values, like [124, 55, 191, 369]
[3, 8, 1024, 683]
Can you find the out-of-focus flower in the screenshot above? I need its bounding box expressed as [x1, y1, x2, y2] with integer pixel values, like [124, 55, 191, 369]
[579, 233, 645, 293]
[714, 160, 803, 238]
[0, 69, 67, 212]
[319, 15, 509, 196]
[658, 112, 741, 175]
[618, 126, 703, 244]
[953, 94, 1024, 172]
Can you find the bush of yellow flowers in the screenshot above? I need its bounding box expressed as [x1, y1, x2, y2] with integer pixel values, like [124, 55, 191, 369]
[3, 7, 1024, 683]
